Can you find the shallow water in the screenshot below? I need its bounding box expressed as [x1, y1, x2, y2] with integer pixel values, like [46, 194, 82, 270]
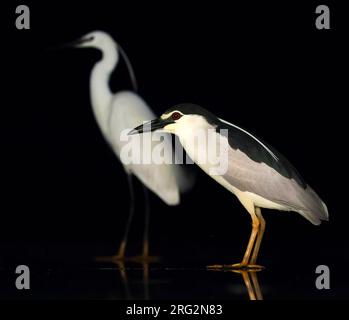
[1, 257, 346, 300]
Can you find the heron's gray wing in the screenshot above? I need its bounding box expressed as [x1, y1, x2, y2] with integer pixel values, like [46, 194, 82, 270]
[217, 118, 307, 189]
[222, 136, 328, 225]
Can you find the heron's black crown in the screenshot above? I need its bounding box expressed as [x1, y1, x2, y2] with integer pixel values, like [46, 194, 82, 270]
[165, 103, 219, 125]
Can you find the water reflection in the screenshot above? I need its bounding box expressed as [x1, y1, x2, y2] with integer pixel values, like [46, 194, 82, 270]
[233, 270, 263, 300]
[107, 260, 263, 300]
[207, 267, 263, 300]
[114, 260, 150, 300]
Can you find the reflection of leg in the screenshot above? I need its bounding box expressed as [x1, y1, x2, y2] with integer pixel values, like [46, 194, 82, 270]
[207, 268, 264, 300]
[117, 260, 131, 299]
[241, 271, 256, 300]
[250, 208, 265, 265]
[142, 186, 150, 257]
[250, 271, 263, 300]
[143, 262, 150, 300]
[233, 270, 263, 300]
[117, 174, 135, 257]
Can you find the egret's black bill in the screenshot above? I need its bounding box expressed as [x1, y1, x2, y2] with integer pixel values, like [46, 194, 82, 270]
[50, 36, 93, 50]
[129, 118, 173, 135]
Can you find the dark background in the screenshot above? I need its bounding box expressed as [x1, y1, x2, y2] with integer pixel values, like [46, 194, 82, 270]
[0, 1, 348, 299]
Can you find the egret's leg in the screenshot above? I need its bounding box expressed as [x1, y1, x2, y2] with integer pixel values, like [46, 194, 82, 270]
[129, 186, 159, 263]
[250, 208, 265, 265]
[95, 174, 136, 263]
[117, 174, 136, 257]
[142, 186, 150, 257]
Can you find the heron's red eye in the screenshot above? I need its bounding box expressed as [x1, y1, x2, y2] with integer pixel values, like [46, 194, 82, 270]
[171, 112, 182, 120]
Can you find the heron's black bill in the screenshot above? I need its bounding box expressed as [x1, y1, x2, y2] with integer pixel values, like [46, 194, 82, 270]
[129, 118, 173, 135]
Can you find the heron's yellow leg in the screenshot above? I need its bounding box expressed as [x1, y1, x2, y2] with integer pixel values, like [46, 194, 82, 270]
[207, 200, 264, 270]
[250, 208, 265, 265]
[242, 216, 259, 264]
[231, 214, 260, 269]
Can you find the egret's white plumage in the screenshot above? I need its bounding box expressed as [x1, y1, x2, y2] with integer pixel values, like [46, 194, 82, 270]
[75, 31, 188, 205]
[68, 31, 192, 259]
[108, 91, 181, 204]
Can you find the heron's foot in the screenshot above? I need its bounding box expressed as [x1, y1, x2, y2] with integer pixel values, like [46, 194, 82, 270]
[231, 262, 264, 271]
[127, 255, 160, 263]
[207, 263, 264, 271]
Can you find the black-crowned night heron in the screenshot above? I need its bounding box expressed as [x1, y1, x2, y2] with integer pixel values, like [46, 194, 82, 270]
[130, 103, 329, 269]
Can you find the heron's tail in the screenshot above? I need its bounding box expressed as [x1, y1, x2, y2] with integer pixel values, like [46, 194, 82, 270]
[296, 186, 329, 225]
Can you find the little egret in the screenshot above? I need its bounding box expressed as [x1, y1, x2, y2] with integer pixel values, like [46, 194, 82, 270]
[66, 31, 191, 261]
[130, 103, 329, 269]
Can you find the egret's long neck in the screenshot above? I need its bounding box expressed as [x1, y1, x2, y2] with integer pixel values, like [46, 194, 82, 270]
[90, 41, 118, 136]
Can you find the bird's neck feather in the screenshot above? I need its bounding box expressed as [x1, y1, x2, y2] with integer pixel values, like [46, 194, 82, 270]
[173, 116, 216, 161]
[90, 42, 119, 136]
[174, 115, 213, 138]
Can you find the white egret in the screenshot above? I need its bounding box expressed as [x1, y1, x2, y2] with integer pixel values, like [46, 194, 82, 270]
[66, 31, 191, 261]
